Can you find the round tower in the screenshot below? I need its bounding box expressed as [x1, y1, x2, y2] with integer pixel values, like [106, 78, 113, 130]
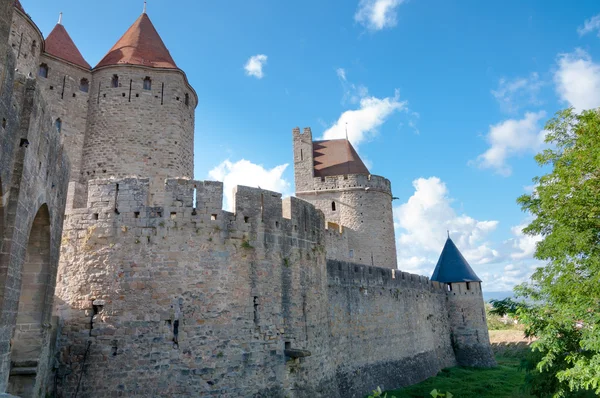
[293, 127, 397, 269]
[9, 0, 44, 77]
[37, 14, 92, 191]
[431, 236, 496, 367]
[81, 10, 197, 197]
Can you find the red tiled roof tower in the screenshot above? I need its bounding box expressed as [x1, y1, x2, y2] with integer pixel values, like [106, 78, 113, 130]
[45, 17, 91, 69]
[13, 0, 25, 13]
[95, 12, 177, 69]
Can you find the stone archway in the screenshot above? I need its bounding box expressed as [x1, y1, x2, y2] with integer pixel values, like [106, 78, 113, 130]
[8, 204, 51, 397]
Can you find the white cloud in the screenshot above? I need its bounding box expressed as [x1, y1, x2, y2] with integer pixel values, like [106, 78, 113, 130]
[322, 89, 406, 147]
[506, 221, 542, 260]
[479, 263, 538, 293]
[491, 73, 543, 113]
[355, 0, 405, 31]
[473, 111, 547, 176]
[208, 159, 290, 210]
[394, 177, 500, 277]
[554, 49, 600, 112]
[578, 14, 600, 37]
[244, 54, 268, 79]
[336, 68, 347, 81]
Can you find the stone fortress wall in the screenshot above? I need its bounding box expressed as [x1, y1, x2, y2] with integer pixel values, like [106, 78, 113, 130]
[54, 177, 463, 397]
[0, 3, 70, 395]
[0, 2, 494, 397]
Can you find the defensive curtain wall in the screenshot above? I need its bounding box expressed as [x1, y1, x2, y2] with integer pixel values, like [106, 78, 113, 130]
[0, 2, 70, 395]
[52, 177, 485, 397]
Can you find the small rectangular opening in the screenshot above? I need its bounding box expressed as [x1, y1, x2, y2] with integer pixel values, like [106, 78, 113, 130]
[170, 212, 177, 219]
[466, 282, 471, 290]
[391, 269, 396, 279]
[448, 284, 452, 292]
[93, 213, 99, 220]
[134, 212, 140, 218]
[244, 216, 249, 223]
[275, 221, 279, 228]
[285, 341, 291, 350]
[211, 214, 217, 221]
[157, 211, 162, 217]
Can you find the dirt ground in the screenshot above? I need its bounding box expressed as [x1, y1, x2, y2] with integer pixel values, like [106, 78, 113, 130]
[489, 329, 535, 356]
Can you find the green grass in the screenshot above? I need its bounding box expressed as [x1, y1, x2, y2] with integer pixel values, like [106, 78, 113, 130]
[382, 354, 532, 398]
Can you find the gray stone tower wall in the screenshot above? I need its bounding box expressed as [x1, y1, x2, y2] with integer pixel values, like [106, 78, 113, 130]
[36, 54, 91, 187]
[446, 282, 496, 367]
[0, 65, 69, 397]
[9, 8, 43, 77]
[293, 128, 398, 269]
[80, 66, 196, 201]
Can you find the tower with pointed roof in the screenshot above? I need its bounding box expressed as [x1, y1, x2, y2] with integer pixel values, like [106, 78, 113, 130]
[431, 237, 496, 367]
[36, 13, 92, 201]
[79, 10, 197, 201]
[293, 127, 398, 269]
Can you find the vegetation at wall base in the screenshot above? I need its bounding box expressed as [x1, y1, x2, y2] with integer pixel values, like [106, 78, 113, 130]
[379, 354, 532, 397]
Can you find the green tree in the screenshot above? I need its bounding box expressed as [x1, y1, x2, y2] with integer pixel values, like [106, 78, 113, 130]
[516, 107, 600, 397]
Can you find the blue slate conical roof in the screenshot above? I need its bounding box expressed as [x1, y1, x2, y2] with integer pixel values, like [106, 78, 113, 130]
[431, 237, 482, 283]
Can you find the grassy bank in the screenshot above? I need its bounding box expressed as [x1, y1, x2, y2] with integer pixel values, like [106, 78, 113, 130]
[381, 354, 532, 397]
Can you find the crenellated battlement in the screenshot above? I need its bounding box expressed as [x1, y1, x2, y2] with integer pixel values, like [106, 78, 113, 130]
[297, 173, 392, 195]
[327, 260, 448, 293]
[66, 177, 327, 248]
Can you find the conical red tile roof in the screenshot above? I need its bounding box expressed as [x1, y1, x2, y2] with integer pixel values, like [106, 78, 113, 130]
[13, 0, 25, 13]
[45, 23, 91, 69]
[96, 13, 177, 69]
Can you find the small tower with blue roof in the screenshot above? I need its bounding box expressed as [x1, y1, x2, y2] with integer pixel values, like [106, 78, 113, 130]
[431, 235, 496, 368]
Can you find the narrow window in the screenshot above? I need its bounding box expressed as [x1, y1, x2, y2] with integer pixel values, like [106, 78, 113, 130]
[448, 283, 453, 292]
[466, 282, 471, 290]
[331, 201, 336, 211]
[143, 76, 152, 90]
[111, 74, 119, 88]
[184, 93, 189, 106]
[54, 118, 62, 133]
[38, 63, 48, 78]
[31, 40, 36, 53]
[349, 249, 354, 258]
[300, 149, 303, 160]
[80, 78, 89, 93]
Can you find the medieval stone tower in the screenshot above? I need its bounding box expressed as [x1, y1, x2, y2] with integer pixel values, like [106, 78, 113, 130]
[293, 127, 397, 269]
[80, 12, 196, 201]
[431, 236, 496, 368]
[0, 2, 495, 397]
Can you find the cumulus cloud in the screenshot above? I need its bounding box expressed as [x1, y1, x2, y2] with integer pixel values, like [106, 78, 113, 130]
[322, 89, 406, 147]
[491, 73, 544, 113]
[554, 49, 600, 112]
[394, 177, 500, 276]
[473, 111, 547, 176]
[479, 263, 538, 293]
[355, 0, 406, 31]
[507, 222, 542, 260]
[578, 14, 600, 37]
[244, 54, 268, 79]
[208, 159, 290, 210]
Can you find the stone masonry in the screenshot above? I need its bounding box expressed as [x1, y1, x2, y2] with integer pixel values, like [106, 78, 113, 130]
[0, 2, 495, 397]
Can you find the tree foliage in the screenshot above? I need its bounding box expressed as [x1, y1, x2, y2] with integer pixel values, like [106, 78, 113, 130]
[516, 108, 600, 397]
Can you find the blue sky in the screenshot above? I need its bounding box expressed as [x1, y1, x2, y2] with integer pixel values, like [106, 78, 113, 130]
[22, 0, 600, 291]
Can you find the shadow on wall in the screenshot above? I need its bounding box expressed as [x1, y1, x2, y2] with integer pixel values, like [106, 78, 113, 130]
[8, 204, 51, 397]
